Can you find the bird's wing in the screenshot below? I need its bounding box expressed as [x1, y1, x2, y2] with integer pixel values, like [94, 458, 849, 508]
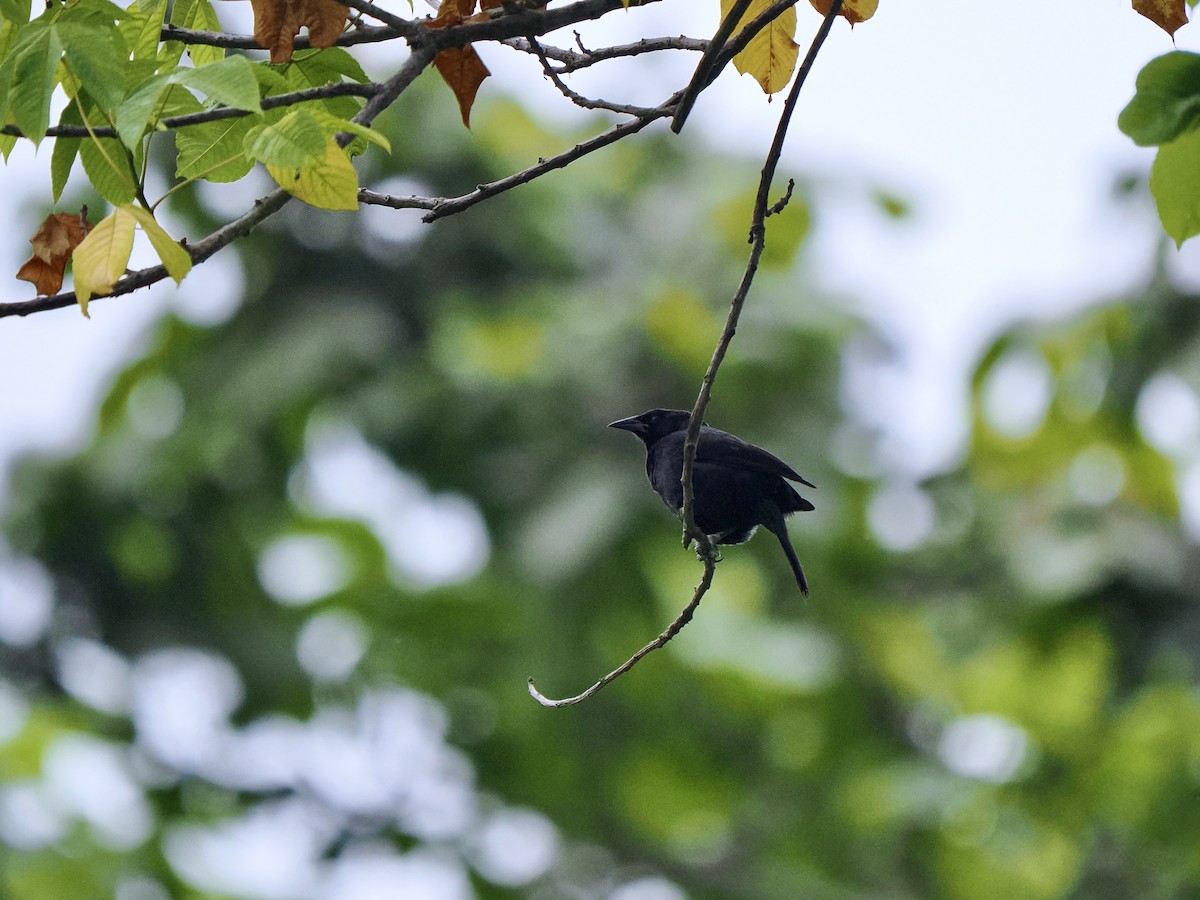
[696, 427, 816, 488]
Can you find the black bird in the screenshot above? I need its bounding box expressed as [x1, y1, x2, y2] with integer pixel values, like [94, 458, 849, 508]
[610, 408, 816, 595]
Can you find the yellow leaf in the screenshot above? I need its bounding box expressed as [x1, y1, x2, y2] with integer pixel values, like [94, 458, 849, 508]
[1133, 0, 1188, 37]
[72, 207, 137, 317]
[125, 206, 193, 285]
[266, 137, 359, 211]
[808, 0, 878, 26]
[720, 0, 799, 95]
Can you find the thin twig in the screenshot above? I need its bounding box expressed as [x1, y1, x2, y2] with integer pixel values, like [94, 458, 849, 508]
[419, 92, 679, 222]
[530, 0, 846, 708]
[529, 37, 661, 115]
[339, 0, 418, 33]
[670, 0, 751, 134]
[504, 34, 707, 73]
[672, 0, 815, 134]
[680, 0, 844, 528]
[527, 557, 715, 707]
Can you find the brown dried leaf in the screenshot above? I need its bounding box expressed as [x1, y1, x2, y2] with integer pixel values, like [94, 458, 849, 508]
[249, 0, 348, 63]
[16, 210, 92, 297]
[434, 45, 490, 127]
[808, 0, 877, 26]
[426, 0, 491, 128]
[1134, 0, 1189, 37]
[432, 0, 477, 26]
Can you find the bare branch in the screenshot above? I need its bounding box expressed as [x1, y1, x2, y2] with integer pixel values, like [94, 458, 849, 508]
[529, 37, 661, 116]
[671, 0, 751, 134]
[527, 558, 715, 707]
[355, 44, 440, 128]
[357, 190, 438, 211]
[420, 92, 679, 222]
[339, 0, 418, 32]
[672, 0, 811, 134]
[680, 0, 845, 535]
[504, 34, 708, 73]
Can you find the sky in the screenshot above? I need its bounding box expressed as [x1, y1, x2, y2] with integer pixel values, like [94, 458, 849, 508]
[0, 0, 1197, 488]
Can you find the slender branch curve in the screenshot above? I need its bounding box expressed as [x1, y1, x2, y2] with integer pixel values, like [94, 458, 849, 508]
[527, 0, 846, 708]
[527, 559, 715, 708]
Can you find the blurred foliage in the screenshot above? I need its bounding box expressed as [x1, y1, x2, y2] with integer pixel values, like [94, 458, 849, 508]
[4, 74, 1200, 900]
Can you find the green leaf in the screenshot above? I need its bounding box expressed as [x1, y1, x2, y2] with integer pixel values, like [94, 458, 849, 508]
[117, 57, 261, 148]
[252, 60, 292, 96]
[114, 72, 169, 148]
[1119, 51, 1200, 147]
[266, 137, 359, 210]
[174, 55, 261, 112]
[0, 24, 17, 120]
[280, 55, 363, 120]
[158, 81, 204, 119]
[51, 101, 83, 201]
[290, 47, 370, 85]
[1150, 127, 1200, 247]
[80, 132, 138, 205]
[9, 23, 60, 145]
[244, 107, 325, 167]
[125, 206, 192, 284]
[57, 21, 127, 113]
[0, 0, 32, 29]
[72, 205, 136, 316]
[309, 108, 391, 153]
[132, 0, 167, 62]
[175, 114, 255, 182]
[61, 0, 129, 26]
[171, 0, 223, 67]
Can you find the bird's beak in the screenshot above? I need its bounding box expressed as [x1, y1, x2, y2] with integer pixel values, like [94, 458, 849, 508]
[608, 415, 645, 435]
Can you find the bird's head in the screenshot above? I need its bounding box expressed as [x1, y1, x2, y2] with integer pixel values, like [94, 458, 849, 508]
[609, 408, 694, 446]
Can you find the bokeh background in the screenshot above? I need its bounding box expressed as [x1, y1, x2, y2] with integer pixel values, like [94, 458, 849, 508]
[4, 2, 1200, 898]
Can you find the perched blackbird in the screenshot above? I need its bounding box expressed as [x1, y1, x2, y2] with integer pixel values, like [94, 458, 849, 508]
[610, 408, 816, 595]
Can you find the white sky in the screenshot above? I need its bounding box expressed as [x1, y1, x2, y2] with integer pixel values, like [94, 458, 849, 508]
[0, 0, 1197, 488]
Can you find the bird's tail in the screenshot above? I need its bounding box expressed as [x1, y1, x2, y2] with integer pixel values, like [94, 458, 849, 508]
[760, 509, 809, 596]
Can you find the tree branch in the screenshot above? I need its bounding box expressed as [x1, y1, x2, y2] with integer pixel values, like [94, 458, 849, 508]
[680, 0, 844, 536]
[529, 37, 662, 116]
[527, 557, 715, 707]
[504, 34, 708, 73]
[417, 92, 679, 222]
[670, 0, 751, 134]
[339, 0, 418, 33]
[672, 0, 813, 133]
